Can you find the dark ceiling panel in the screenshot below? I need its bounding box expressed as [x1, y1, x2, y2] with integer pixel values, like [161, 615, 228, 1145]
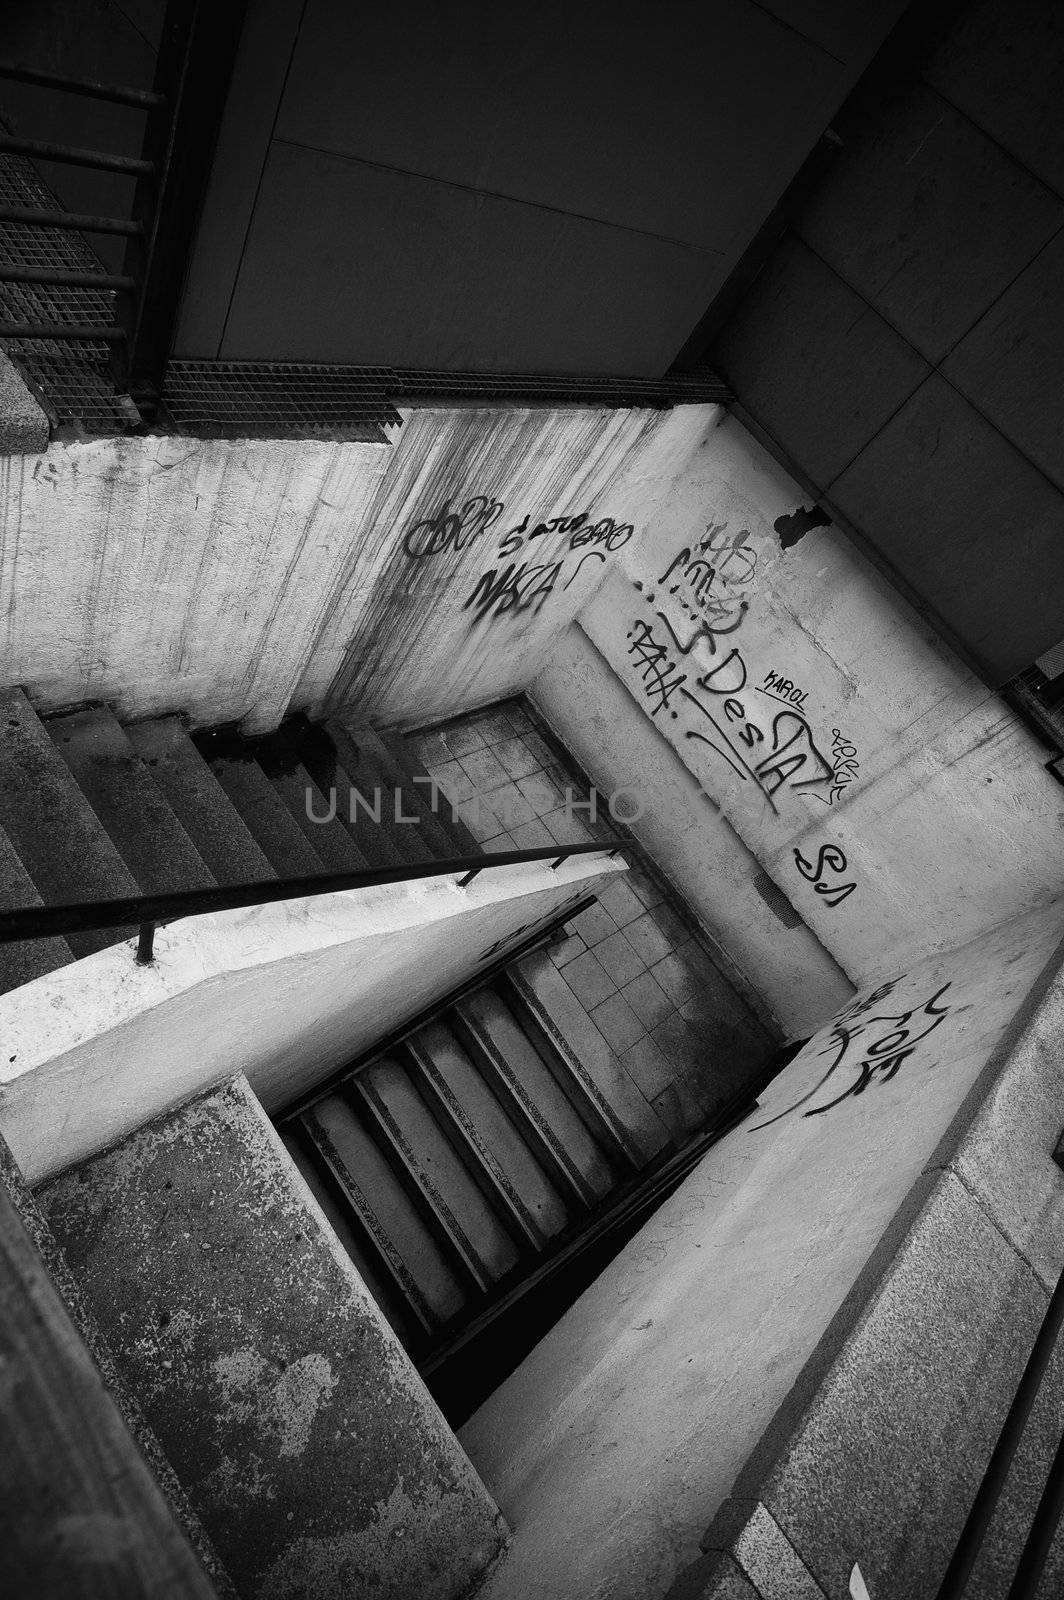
[943, 230, 1064, 494]
[795, 81, 1063, 363]
[274, 0, 852, 252]
[714, 235, 931, 484]
[219, 143, 724, 373]
[829, 374, 1064, 682]
[921, 0, 1064, 199]
[752, 0, 908, 63]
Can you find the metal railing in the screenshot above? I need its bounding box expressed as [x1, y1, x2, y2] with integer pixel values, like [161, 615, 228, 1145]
[936, 1263, 1064, 1598]
[0, 0, 246, 413]
[0, 841, 629, 967]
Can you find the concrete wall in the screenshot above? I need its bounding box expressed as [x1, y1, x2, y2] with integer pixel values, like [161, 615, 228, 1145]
[0, 402, 704, 733]
[0, 852, 618, 1185]
[552, 413, 1064, 993]
[711, 0, 1064, 685]
[461, 900, 1064, 1600]
[39, 1077, 506, 1600]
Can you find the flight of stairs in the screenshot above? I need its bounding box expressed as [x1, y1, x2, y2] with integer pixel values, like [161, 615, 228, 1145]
[0, 685, 780, 1413]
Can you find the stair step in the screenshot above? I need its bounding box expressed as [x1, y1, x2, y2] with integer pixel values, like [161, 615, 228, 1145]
[453, 986, 617, 1209]
[279, 1127, 425, 1352]
[324, 720, 427, 866]
[206, 756, 324, 878]
[358, 723, 463, 860]
[47, 707, 214, 896]
[0, 688, 140, 958]
[358, 1056, 520, 1288]
[0, 820, 74, 995]
[507, 947, 674, 1167]
[126, 718, 274, 886]
[302, 733, 407, 869]
[403, 1025, 567, 1248]
[263, 761, 370, 872]
[384, 726, 482, 856]
[302, 1094, 467, 1328]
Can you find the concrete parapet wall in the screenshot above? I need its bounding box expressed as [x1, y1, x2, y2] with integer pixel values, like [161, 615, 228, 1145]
[38, 1077, 506, 1600]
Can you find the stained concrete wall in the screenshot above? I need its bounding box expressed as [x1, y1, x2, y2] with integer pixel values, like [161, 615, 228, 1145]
[38, 1077, 507, 1600]
[461, 900, 1064, 1600]
[0, 402, 706, 734]
[0, 852, 618, 1185]
[547, 412, 1064, 995]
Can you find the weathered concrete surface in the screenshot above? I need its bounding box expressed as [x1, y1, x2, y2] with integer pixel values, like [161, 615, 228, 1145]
[0, 852, 617, 1185]
[38, 1078, 507, 1600]
[531, 624, 854, 1038]
[0, 353, 48, 455]
[462, 901, 1064, 1600]
[0, 401, 708, 733]
[575, 412, 1064, 984]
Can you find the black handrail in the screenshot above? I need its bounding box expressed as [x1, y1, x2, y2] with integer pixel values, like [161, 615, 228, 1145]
[0, 842, 629, 965]
[936, 1260, 1064, 1597]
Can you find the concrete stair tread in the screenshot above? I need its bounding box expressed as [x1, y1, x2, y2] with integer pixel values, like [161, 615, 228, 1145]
[404, 1024, 569, 1247]
[508, 948, 673, 1166]
[357, 723, 463, 860]
[46, 707, 214, 897]
[324, 719, 428, 866]
[126, 718, 275, 886]
[360, 1055, 520, 1287]
[303, 1094, 467, 1327]
[206, 756, 324, 878]
[304, 731, 407, 869]
[384, 726, 483, 857]
[0, 820, 74, 995]
[279, 1128, 425, 1352]
[265, 762, 370, 873]
[453, 986, 617, 1208]
[0, 688, 140, 958]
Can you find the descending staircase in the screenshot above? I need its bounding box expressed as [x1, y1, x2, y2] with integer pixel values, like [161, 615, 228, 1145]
[0, 686, 780, 1414]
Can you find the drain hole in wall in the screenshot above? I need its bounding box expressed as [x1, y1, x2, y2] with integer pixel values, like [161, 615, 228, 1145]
[752, 869, 803, 929]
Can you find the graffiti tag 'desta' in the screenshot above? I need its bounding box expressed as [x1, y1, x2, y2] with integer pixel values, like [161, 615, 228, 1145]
[751, 977, 953, 1128]
[624, 517, 860, 818]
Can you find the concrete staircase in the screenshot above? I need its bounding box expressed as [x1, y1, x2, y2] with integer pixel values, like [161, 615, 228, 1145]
[0, 686, 779, 1398]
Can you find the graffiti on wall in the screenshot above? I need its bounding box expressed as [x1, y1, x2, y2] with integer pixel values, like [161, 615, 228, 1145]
[751, 977, 953, 1128]
[621, 515, 863, 819]
[793, 842, 857, 908]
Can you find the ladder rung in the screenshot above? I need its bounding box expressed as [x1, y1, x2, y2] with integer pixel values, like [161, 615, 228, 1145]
[0, 266, 134, 292]
[0, 61, 164, 109]
[0, 205, 143, 237]
[0, 321, 125, 342]
[0, 133, 152, 177]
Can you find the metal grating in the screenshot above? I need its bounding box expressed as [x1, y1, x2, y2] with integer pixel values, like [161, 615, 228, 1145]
[0, 145, 132, 433]
[160, 360, 730, 438]
[161, 361, 401, 441]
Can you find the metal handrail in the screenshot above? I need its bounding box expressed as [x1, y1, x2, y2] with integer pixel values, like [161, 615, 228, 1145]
[0, 841, 628, 965]
[936, 1261, 1064, 1598]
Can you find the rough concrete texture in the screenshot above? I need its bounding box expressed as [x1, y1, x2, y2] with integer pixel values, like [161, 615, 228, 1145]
[668, 1551, 764, 1600]
[742, 1170, 1064, 1600]
[531, 622, 854, 1038]
[575, 412, 1064, 985]
[37, 1078, 507, 1600]
[0, 400, 704, 733]
[464, 902, 1062, 1600]
[0, 852, 614, 1185]
[0, 352, 48, 454]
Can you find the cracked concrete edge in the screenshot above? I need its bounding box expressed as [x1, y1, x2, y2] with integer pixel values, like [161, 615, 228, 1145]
[663, 925, 1064, 1600]
[0, 351, 50, 453]
[0, 1125, 239, 1599]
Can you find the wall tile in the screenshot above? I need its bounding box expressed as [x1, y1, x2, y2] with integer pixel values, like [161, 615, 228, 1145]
[796, 82, 1063, 361]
